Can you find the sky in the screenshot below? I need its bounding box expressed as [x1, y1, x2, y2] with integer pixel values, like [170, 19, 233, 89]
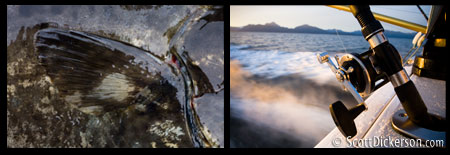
[230, 5, 431, 33]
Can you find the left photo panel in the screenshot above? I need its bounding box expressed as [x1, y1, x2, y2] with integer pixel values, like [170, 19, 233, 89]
[6, 5, 224, 148]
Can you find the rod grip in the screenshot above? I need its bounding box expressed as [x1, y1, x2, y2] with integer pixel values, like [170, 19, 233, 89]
[349, 5, 383, 40]
[394, 80, 431, 125]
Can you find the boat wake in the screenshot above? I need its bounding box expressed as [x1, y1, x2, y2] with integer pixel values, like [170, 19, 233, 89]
[230, 59, 357, 147]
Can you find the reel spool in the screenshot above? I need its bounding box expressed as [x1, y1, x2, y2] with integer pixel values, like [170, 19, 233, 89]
[317, 49, 390, 138]
[318, 49, 389, 102]
[338, 49, 390, 98]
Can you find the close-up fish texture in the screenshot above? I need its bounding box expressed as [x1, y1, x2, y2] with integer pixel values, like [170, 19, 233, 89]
[7, 5, 224, 148]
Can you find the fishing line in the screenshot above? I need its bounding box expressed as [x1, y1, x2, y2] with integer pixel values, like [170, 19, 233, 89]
[402, 46, 416, 66]
[402, 32, 427, 66]
[404, 44, 424, 66]
[335, 29, 348, 53]
[403, 38, 427, 66]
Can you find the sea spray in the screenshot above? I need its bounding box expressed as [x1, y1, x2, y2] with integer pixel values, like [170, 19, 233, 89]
[231, 60, 338, 147]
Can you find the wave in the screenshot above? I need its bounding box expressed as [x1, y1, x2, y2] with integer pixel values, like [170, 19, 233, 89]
[231, 44, 275, 51]
[231, 45, 337, 84]
[230, 44, 251, 51]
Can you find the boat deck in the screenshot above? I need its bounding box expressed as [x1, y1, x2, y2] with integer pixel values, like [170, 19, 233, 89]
[315, 67, 446, 148]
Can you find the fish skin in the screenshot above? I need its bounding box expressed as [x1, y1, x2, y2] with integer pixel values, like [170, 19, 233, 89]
[8, 5, 223, 148]
[34, 26, 194, 147]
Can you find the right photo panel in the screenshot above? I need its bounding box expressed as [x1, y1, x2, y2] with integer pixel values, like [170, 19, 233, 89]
[230, 5, 446, 148]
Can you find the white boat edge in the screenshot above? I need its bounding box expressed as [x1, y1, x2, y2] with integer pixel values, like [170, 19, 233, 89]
[314, 66, 446, 148]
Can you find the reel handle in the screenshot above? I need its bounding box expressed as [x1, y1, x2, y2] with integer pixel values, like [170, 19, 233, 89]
[317, 52, 365, 104]
[330, 101, 366, 138]
[318, 52, 368, 138]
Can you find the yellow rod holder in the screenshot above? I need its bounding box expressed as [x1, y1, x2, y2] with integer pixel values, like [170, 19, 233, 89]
[327, 5, 427, 34]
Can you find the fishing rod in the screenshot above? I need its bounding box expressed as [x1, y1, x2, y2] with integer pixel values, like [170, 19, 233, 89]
[327, 5, 427, 33]
[317, 5, 445, 142]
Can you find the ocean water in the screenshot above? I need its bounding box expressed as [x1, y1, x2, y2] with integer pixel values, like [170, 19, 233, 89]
[230, 31, 419, 148]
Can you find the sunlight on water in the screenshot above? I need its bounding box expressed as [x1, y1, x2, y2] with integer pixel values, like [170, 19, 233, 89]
[230, 31, 417, 147]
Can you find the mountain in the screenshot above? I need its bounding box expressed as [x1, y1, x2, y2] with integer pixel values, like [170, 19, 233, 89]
[294, 24, 328, 34]
[325, 29, 361, 36]
[231, 22, 415, 39]
[239, 22, 291, 33]
[383, 30, 416, 39]
[230, 27, 241, 31]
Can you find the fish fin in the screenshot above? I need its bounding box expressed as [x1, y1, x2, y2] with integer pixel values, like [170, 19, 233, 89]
[34, 28, 162, 115]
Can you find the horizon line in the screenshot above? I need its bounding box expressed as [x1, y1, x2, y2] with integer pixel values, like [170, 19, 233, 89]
[230, 22, 415, 34]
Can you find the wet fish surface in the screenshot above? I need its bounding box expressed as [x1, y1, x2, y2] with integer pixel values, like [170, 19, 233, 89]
[7, 5, 223, 148]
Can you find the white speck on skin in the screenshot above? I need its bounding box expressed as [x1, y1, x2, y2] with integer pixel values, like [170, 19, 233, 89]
[7, 62, 18, 76]
[37, 75, 52, 87]
[7, 85, 16, 97]
[207, 54, 213, 60]
[147, 120, 185, 142]
[161, 102, 169, 110]
[40, 96, 50, 104]
[135, 104, 147, 113]
[49, 86, 56, 96]
[200, 57, 208, 65]
[218, 57, 224, 65]
[80, 132, 91, 148]
[19, 79, 33, 88]
[192, 61, 200, 65]
[36, 98, 56, 115]
[165, 143, 178, 148]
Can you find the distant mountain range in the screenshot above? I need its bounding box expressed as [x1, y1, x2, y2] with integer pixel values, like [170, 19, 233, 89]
[231, 22, 416, 39]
